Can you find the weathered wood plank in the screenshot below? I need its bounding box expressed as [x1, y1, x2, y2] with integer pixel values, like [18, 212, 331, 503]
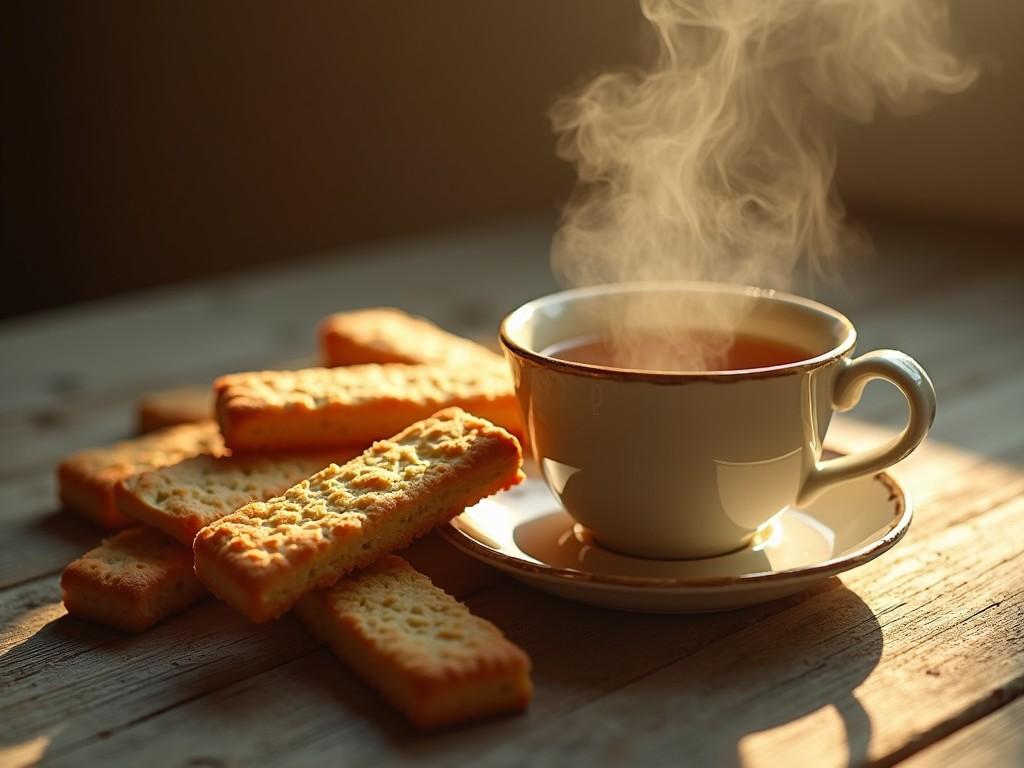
[1, 218, 1018, 483]
[0, 357, 308, 484]
[0, 219, 1015, 505]
[0, 220, 557, 415]
[0, 398, 1020, 758]
[399, 498, 1023, 768]
[0, 470, 98, 590]
[828, 366, 1024, 515]
[0, 581, 322, 766]
[1, 279, 1016, 515]
[900, 695, 1024, 768]
[1, 219, 1021, 768]
[831, 420, 1024, 539]
[0, 531, 500, 765]
[0, 401, 137, 484]
[29, 578, 842, 767]
[0, 372, 1012, 584]
[1, 403, 1020, 625]
[25, 437, 1024, 767]
[830, 265, 1024, 428]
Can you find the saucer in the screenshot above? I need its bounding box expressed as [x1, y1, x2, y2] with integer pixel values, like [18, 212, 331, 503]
[441, 454, 912, 613]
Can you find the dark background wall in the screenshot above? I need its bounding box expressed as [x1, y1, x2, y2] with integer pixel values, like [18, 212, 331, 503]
[3, 1, 1022, 319]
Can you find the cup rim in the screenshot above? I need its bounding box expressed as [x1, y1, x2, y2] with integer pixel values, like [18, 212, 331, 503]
[499, 281, 857, 382]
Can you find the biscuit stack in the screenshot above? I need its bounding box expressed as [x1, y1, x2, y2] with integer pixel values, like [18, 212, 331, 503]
[56, 309, 532, 731]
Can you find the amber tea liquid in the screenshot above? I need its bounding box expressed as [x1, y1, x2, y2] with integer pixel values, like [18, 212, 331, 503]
[542, 330, 811, 372]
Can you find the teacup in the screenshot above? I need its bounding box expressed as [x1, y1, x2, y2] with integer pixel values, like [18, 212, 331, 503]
[500, 282, 935, 559]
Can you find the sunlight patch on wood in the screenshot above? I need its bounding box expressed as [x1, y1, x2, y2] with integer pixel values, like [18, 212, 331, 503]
[0, 733, 57, 768]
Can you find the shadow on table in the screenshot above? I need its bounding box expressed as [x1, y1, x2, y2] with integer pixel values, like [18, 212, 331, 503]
[0, 598, 327, 765]
[0, 601, 121, 763]
[383, 579, 884, 767]
[0, 509, 98, 589]
[0, 575, 884, 767]
[645, 582, 884, 767]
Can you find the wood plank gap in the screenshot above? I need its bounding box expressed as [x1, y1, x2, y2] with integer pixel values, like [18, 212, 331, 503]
[874, 677, 1024, 768]
[898, 692, 1024, 767]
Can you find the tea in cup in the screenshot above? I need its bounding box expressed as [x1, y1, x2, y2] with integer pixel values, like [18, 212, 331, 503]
[500, 282, 935, 559]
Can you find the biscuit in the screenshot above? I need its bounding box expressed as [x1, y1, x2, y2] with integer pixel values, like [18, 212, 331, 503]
[115, 449, 360, 546]
[61, 527, 206, 633]
[318, 307, 506, 371]
[214, 364, 521, 452]
[58, 421, 224, 529]
[296, 555, 532, 730]
[137, 385, 213, 433]
[194, 407, 524, 623]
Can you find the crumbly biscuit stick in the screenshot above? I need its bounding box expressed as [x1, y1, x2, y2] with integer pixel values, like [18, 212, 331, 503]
[58, 421, 223, 529]
[194, 408, 524, 623]
[136, 385, 213, 433]
[214, 364, 521, 452]
[318, 307, 506, 370]
[61, 527, 206, 633]
[296, 555, 532, 730]
[116, 449, 359, 545]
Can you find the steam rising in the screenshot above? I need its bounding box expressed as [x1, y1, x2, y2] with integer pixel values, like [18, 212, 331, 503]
[551, 0, 977, 370]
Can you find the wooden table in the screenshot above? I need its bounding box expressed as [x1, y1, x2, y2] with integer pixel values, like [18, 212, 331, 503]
[2, 217, 1022, 767]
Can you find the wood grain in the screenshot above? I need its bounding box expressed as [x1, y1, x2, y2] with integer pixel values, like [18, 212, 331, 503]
[0, 533, 497, 763]
[0, 470, 97, 590]
[0, 218, 1022, 767]
[0, 222, 555, 415]
[38, 433, 1022, 768]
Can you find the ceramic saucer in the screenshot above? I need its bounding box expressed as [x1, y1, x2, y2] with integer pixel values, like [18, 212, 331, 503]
[441, 453, 912, 613]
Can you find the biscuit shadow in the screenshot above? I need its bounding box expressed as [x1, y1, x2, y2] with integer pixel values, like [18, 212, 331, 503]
[0, 508, 98, 588]
[296, 646, 414, 748]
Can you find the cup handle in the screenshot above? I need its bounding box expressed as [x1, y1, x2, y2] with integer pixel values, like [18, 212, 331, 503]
[798, 350, 936, 505]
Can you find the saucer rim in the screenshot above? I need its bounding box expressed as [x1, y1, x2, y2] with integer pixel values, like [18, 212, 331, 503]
[441, 470, 911, 589]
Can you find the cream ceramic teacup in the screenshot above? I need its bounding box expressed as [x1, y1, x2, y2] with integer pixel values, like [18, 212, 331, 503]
[500, 282, 935, 560]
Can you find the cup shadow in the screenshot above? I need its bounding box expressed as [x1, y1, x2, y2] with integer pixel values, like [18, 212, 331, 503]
[371, 579, 883, 767]
[634, 581, 884, 767]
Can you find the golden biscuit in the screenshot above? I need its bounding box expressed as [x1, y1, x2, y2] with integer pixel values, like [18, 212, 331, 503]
[194, 408, 524, 622]
[61, 527, 206, 633]
[136, 385, 213, 433]
[214, 364, 521, 452]
[115, 449, 359, 545]
[58, 421, 223, 529]
[318, 307, 506, 370]
[296, 555, 532, 730]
